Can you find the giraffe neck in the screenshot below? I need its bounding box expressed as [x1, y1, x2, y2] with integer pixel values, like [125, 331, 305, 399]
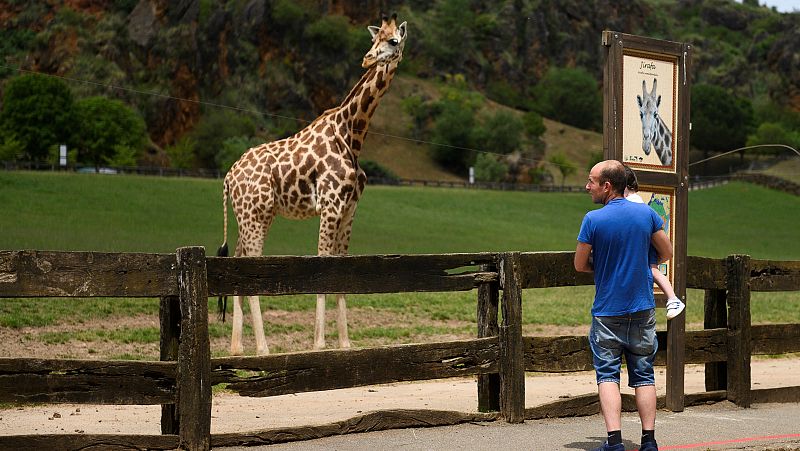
[654, 116, 673, 165]
[335, 61, 398, 157]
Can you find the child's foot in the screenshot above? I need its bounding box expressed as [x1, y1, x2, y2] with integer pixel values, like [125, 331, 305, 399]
[666, 298, 685, 320]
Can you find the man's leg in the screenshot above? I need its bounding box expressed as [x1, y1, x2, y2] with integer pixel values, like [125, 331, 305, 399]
[598, 381, 622, 431]
[635, 384, 657, 429]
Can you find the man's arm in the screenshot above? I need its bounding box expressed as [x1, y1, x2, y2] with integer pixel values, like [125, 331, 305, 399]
[574, 241, 594, 273]
[651, 229, 673, 264]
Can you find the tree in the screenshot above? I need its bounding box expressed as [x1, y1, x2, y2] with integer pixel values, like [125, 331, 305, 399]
[691, 84, 754, 154]
[523, 111, 546, 138]
[0, 74, 76, 161]
[746, 122, 800, 156]
[531, 67, 602, 131]
[473, 152, 508, 182]
[548, 152, 577, 189]
[189, 109, 256, 169]
[73, 96, 147, 169]
[476, 110, 524, 155]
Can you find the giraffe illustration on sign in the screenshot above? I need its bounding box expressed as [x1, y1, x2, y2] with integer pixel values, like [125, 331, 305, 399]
[217, 15, 408, 355]
[636, 78, 673, 166]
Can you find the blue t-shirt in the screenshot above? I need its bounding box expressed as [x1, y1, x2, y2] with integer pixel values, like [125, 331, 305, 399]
[577, 198, 664, 316]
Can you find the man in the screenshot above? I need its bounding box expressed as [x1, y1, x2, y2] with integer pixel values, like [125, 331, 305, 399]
[574, 160, 673, 451]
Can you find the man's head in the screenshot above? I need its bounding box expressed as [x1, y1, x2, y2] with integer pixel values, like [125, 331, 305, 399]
[586, 160, 626, 204]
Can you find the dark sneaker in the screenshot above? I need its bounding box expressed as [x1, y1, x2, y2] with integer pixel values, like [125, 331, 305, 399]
[639, 440, 658, 451]
[591, 442, 625, 451]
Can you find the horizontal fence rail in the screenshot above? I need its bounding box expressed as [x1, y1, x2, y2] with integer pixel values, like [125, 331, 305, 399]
[1, 248, 799, 450]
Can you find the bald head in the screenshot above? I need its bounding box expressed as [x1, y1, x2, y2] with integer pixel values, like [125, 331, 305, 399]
[593, 160, 626, 196]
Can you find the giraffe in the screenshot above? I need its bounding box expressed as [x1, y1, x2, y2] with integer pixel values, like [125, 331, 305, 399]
[217, 14, 408, 355]
[636, 78, 673, 166]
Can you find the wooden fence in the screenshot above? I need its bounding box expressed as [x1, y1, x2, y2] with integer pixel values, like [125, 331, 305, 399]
[0, 248, 798, 450]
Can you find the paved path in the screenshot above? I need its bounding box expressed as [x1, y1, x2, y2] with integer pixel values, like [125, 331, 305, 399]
[221, 402, 800, 451]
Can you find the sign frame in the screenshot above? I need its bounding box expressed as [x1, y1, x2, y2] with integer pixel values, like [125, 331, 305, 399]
[603, 31, 692, 413]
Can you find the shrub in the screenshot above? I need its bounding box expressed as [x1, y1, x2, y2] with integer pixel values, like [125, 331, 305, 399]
[473, 152, 508, 182]
[217, 136, 262, 173]
[360, 160, 399, 182]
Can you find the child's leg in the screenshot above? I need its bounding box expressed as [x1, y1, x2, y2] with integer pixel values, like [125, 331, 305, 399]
[651, 265, 677, 299]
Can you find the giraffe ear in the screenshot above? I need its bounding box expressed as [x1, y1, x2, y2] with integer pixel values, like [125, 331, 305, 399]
[642, 79, 647, 97]
[368, 25, 380, 40]
[398, 21, 407, 39]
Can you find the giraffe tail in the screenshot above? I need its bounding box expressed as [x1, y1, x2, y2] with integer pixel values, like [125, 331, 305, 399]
[217, 177, 230, 322]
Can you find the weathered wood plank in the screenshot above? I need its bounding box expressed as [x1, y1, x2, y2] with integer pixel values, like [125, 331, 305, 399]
[210, 409, 498, 448]
[751, 386, 800, 404]
[726, 254, 752, 408]
[0, 358, 175, 404]
[518, 252, 594, 288]
[159, 295, 181, 434]
[176, 247, 211, 451]
[213, 338, 499, 397]
[476, 263, 500, 413]
[750, 259, 800, 292]
[523, 336, 593, 372]
[0, 434, 179, 450]
[751, 324, 800, 355]
[499, 252, 525, 423]
[704, 289, 728, 391]
[0, 250, 176, 297]
[206, 253, 497, 296]
[522, 329, 726, 373]
[686, 256, 726, 290]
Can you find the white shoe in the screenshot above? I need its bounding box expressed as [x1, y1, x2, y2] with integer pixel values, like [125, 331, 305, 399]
[666, 298, 685, 320]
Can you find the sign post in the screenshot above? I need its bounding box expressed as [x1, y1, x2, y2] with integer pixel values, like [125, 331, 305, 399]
[602, 31, 692, 412]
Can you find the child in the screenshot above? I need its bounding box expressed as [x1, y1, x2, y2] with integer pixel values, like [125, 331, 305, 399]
[624, 165, 685, 320]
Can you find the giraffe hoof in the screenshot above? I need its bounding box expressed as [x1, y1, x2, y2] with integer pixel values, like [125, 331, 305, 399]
[230, 345, 244, 356]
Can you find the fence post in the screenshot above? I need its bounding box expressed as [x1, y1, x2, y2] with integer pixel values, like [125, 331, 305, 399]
[176, 246, 212, 450]
[704, 288, 727, 391]
[477, 262, 500, 412]
[499, 252, 525, 423]
[160, 295, 181, 434]
[726, 254, 751, 408]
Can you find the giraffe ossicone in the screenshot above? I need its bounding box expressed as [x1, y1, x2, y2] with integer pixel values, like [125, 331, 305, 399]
[636, 78, 673, 167]
[217, 14, 408, 355]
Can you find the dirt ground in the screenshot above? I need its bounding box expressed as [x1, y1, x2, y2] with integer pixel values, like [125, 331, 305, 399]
[1, 314, 799, 436]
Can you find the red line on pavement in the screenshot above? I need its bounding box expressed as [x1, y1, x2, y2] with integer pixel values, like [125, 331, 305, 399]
[658, 433, 800, 450]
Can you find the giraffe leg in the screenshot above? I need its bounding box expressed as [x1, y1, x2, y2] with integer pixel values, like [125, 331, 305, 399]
[231, 195, 273, 355]
[335, 294, 350, 348]
[314, 293, 327, 350]
[333, 204, 358, 349]
[314, 207, 344, 350]
[230, 295, 244, 355]
[249, 295, 269, 355]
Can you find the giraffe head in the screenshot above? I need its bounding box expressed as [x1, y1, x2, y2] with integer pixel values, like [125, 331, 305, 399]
[362, 14, 407, 69]
[636, 78, 661, 156]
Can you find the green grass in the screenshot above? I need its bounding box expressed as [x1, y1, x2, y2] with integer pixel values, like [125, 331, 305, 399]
[0, 171, 798, 350]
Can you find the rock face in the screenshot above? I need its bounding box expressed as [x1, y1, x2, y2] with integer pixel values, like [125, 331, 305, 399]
[1, 0, 797, 156]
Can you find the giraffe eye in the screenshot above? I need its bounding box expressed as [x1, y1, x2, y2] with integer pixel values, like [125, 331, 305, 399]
[388, 38, 399, 46]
